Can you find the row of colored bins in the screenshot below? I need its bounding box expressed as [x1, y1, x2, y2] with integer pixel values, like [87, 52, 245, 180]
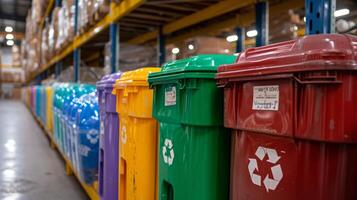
[97, 68, 160, 200]
[52, 83, 100, 185]
[25, 85, 54, 133]
[95, 34, 357, 200]
[23, 34, 357, 200]
[96, 57, 235, 200]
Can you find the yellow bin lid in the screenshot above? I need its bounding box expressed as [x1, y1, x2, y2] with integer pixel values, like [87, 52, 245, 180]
[113, 67, 161, 88]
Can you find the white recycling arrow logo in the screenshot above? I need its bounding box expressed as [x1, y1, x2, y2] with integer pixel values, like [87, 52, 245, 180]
[248, 146, 283, 192]
[162, 138, 174, 166]
[86, 129, 99, 144]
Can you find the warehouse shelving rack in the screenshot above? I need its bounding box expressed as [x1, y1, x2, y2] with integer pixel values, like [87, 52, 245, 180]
[26, 0, 306, 84]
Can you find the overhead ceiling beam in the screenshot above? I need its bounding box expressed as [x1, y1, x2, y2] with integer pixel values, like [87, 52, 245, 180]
[127, 0, 255, 44]
[135, 7, 184, 18]
[166, 0, 304, 45]
[145, 3, 199, 12]
[129, 13, 172, 21]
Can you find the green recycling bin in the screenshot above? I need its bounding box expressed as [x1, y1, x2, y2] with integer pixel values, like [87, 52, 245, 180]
[148, 54, 236, 200]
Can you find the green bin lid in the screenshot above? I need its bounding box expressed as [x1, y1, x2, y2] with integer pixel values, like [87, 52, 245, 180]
[148, 54, 236, 81]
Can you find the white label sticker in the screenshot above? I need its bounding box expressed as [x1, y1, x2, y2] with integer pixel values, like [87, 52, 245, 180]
[252, 85, 279, 111]
[165, 86, 176, 106]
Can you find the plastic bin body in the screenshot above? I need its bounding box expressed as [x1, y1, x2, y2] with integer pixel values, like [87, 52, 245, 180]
[96, 74, 109, 200]
[65, 84, 95, 163]
[35, 86, 42, 118]
[53, 83, 66, 148]
[68, 97, 81, 171]
[148, 55, 236, 200]
[40, 87, 47, 125]
[62, 84, 79, 158]
[113, 67, 160, 200]
[216, 34, 357, 200]
[58, 85, 71, 152]
[45, 86, 54, 132]
[76, 92, 100, 185]
[97, 73, 121, 200]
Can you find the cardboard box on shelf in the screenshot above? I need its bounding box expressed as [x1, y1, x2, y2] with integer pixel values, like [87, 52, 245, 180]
[179, 36, 234, 59]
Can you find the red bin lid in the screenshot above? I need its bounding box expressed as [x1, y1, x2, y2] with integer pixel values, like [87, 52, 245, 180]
[216, 34, 357, 79]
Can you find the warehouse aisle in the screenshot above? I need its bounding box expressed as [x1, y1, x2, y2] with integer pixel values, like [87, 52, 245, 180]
[0, 100, 88, 200]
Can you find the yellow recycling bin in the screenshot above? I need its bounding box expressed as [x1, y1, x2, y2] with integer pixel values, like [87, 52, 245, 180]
[45, 86, 54, 133]
[113, 67, 160, 200]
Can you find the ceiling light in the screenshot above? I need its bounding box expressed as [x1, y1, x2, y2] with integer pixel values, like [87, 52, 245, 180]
[172, 47, 180, 54]
[226, 34, 238, 42]
[6, 40, 14, 46]
[334, 8, 350, 17]
[247, 30, 258, 38]
[5, 26, 13, 33]
[188, 44, 194, 50]
[6, 34, 14, 40]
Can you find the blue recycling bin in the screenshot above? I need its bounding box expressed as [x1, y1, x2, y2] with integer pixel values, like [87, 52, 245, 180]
[65, 84, 96, 168]
[40, 86, 47, 125]
[76, 92, 100, 185]
[62, 84, 79, 157]
[35, 85, 42, 118]
[67, 97, 82, 172]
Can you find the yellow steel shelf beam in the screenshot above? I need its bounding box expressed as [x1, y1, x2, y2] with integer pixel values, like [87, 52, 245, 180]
[0, 32, 24, 40]
[39, 0, 55, 30]
[27, 0, 146, 83]
[29, 110, 99, 200]
[110, 0, 146, 21]
[127, 0, 255, 45]
[167, 0, 304, 45]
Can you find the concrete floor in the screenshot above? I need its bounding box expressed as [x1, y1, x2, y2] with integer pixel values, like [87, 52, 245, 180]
[0, 100, 89, 200]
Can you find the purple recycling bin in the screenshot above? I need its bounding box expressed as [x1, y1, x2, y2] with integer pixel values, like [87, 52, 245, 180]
[97, 72, 122, 200]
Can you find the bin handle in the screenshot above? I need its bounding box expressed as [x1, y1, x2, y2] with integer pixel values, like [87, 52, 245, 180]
[178, 80, 186, 89]
[123, 87, 138, 96]
[293, 75, 342, 85]
[217, 81, 231, 88]
[150, 80, 185, 89]
[218, 73, 341, 86]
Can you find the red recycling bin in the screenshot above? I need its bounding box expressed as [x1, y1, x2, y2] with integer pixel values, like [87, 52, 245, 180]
[216, 34, 357, 200]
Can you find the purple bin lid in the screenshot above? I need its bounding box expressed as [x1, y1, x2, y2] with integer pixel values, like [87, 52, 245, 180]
[96, 72, 122, 89]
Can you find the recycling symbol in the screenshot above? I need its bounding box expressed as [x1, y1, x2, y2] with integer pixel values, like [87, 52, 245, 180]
[162, 138, 174, 166]
[248, 146, 283, 192]
[86, 130, 99, 144]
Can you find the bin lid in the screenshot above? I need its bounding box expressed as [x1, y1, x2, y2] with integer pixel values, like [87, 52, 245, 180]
[149, 54, 237, 80]
[63, 85, 81, 116]
[63, 84, 95, 115]
[54, 83, 68, 109]
[96, 74, 110, 90]
[76, 92, 100, 131]
[114, 67, 160, 88]
[216, 34, 357, 79]
[78, 84, 96, 95]
[97, 72, 122, 89]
